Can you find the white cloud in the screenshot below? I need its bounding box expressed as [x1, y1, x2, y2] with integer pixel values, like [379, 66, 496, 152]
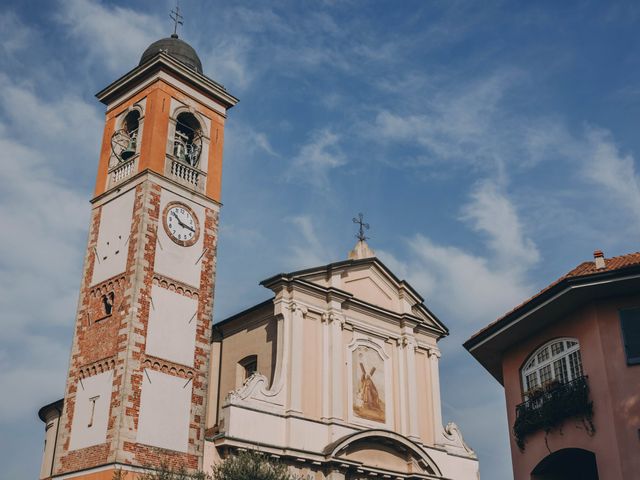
[0, 11, 32, 57]
[285, 215, 335, 269]
[290, 129, 345, 189]
[57, 0, 163, 73]
[461, 180, 540, 270]
[379, 181, 538, 330]
[202, 35, 255, 91]
[582, 127, 640, 220]
[372, 70, 520, 170]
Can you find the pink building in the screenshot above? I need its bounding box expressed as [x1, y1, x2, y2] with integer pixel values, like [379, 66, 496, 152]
[464, 251, 640, 480]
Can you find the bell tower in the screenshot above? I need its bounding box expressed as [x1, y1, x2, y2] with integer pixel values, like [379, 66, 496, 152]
[49, 29, 237, 479]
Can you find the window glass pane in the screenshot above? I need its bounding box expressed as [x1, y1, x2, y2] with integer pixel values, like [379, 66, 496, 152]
[539, 364, 552, 385]
[537, 347, 550, 363]
[526, 373, 538, 391]
[568, 350, 583, 379]
[566, 340, 577, 348]
[551, 342, 565, 356]
[620, 308, 640, 365]
[553, 358, 568, 383]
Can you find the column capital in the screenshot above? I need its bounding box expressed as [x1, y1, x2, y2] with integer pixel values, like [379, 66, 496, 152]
[428, 347, 441, 359]
[289, 302, 308, 316]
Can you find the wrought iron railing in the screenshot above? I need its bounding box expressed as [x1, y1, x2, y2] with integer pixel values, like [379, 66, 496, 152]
[514, 375, 593, 450]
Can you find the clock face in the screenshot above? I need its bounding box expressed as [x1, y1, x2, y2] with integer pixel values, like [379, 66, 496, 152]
[163, 202, 200, 247]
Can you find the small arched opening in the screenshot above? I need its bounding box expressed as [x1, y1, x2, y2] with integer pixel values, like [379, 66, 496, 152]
[531, 448, 598, 480]
[236, 354, 258, 388]
[173, 112, 203, 167]
[111, 109, 140, 162]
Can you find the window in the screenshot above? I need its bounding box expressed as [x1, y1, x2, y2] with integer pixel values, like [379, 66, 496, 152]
[521, 338, 583, 397]
[102, 292, 115, 316]
[620, 308, 640, 365]
[236, 355, 258, 387]
[111, 110, 140, 162]
[173, 112, 202, 167]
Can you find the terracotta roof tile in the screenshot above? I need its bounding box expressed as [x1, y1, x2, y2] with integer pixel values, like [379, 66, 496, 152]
[468, 251, 640, 341]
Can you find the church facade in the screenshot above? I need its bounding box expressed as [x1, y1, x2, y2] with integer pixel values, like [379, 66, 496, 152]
[37, 33, 478, 480]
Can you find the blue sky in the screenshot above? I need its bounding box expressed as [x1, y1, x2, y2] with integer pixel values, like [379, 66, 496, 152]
[2, 1, 640, 478]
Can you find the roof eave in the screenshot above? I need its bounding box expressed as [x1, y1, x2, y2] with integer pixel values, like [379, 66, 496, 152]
[95, 52, 239, 109]
[464, 265, 640, 384]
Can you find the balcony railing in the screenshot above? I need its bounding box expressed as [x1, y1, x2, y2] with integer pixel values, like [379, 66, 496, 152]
[165, 156, 206, 193]
[108, 156, 138, 188]
[513, 375, 594, 450]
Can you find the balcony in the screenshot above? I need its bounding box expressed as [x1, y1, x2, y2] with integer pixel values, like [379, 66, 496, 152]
[108, 155, 138, 188]
[513, 376, 594, 450]
[165, 156, 206, 193]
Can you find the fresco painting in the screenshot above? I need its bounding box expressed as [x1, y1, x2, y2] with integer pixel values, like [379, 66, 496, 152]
[353, 345, 386, 423]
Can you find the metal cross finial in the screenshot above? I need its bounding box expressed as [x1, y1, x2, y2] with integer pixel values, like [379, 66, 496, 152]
[353, 213, 370, 242]
[170, 2, 184, 37]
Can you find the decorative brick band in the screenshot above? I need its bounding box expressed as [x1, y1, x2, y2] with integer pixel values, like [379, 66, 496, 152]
[142, 356, 195, 379]
[152, 274, 200, 299]
[79, 357, 117, 379]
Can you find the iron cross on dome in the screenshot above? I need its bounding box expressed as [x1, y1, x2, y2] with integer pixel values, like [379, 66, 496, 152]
[353, 213, 370, 242]
[170, 3, 184, 37]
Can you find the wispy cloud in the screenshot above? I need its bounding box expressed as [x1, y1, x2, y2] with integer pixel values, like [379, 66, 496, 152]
[290, 129, 345, 189]
[582, 127, 640, 221]
[379, 181, 538, 330]
[285, 215, 335, 269]
[58, 0, 163, 73]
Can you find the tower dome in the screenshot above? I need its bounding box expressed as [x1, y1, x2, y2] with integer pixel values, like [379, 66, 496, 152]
[139, 34, 203, 74]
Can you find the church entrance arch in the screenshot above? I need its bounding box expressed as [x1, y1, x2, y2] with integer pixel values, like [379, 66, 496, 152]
[326, 429, 442, 478]
[531, 448, 598, 480]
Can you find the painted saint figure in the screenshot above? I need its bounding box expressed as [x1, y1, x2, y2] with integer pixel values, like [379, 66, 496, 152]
[353, 347, 386, 422]
[359, 363, 381, 411]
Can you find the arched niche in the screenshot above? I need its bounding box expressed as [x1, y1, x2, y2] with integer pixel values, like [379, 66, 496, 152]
[326, 429, 442, 478]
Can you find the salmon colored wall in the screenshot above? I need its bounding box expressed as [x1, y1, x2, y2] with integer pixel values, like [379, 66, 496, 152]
[94, 77, 228, 203]
[416, 350, 434, 445]
[593, 295, 640, 479]
[501, 295, 640, 480]
[301, 314, 322, 419]
[217, 316, 277, 420]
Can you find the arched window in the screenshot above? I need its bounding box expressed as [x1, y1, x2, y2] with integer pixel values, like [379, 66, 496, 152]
[173, 112, 202, 167]
[521, 338, 583, 395]
[236, 355, 258, 388]
[111, 109, 140, 162]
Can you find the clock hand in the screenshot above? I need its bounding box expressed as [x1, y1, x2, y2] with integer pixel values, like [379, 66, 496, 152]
[172, 211, 195, 233]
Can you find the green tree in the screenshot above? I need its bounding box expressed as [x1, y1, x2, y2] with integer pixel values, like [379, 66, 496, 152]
[113, 451, 299, 480]
[212, 451, 299, 480]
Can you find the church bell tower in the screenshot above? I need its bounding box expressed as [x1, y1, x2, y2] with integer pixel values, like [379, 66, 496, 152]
[49, 28, 237, 478]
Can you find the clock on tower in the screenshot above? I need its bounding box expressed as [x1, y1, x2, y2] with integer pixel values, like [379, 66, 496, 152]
[37, 25, 237, 480]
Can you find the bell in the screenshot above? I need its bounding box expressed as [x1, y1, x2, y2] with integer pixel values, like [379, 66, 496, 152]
[120, 137, 136, 161]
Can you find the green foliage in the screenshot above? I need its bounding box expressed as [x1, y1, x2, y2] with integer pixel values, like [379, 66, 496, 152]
[138, 465, 211, 480]
[513, 376, 595, 450]
[112, 451, 298, 480]
[212, 451, 299, 480]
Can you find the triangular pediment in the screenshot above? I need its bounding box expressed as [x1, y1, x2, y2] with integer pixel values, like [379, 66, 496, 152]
[260, 258, 448, 336]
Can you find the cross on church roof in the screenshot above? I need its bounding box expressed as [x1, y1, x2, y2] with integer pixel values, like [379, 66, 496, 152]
[353, 213, 370, 242]
[170, 2, 184, 38]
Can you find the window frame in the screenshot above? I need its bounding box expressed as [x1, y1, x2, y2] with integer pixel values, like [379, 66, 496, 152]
[619, 308, 640, 365]
[520, 338, 582, 397]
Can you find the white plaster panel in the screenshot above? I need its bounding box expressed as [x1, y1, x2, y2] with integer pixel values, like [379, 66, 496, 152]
[427, 448, 479, 479]
[146, 285, 198, 366]
[69, 371, 113, 450]
[137, 370, 192, 452]
[223, 405, 285, 446]
[154, 189, 206, 287]
[92, 189, 135, 285]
